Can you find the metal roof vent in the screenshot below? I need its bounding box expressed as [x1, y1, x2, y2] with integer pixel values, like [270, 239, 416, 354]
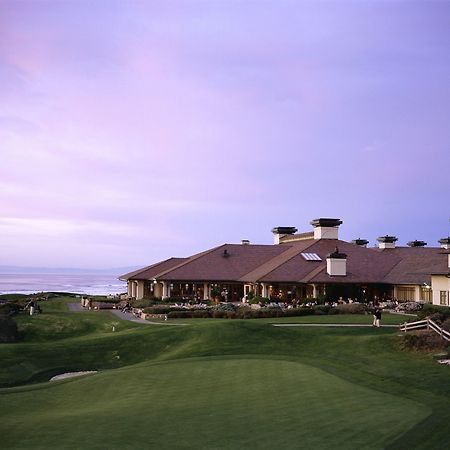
[271, 226, 298, 244]
[352, 238, 369, 247]
[438, 237, 450, 249]
[377, 235, 398, 249]
[407, 240, 427, 247]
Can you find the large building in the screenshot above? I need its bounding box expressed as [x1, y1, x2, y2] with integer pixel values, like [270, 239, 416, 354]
[120, 218, 450, 306]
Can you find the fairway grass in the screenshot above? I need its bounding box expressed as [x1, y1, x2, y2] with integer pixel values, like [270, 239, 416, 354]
[1, 358, 429, 450]
[1, 298, 449, 449]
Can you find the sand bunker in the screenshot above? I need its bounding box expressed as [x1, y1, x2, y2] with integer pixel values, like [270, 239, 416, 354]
[50, 371, 97, 381]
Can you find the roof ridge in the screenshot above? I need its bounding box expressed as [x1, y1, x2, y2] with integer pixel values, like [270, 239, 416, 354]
[119, 257, 178, 280]
[239, 240, 317, 282]
[153, 244, 225, 279]
[379, 253, 406, 281]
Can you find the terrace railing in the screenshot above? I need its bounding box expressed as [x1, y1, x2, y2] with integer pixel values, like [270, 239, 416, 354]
[399, 318, 450, 343]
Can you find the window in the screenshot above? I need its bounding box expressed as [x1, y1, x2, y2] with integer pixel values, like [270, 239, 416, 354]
[397, 286, 415, 302]
[440, 291, 448, 306]
[420, 287, 432, 303]
[301, 253, 322, 261]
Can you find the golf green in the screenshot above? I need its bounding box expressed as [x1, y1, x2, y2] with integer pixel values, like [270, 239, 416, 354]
[1, 357, 428, 450]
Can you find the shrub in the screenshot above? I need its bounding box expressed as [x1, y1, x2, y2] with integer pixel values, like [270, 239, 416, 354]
[418, 304, 450, 321]
[143, 306, 174, 315]
[0, 315, 22, 343]
[283, 308, 315, 317]
[428, 312, 444, 324]
[397, 302, 423, 313]
[249, 296, 269, 305]
[335, 303, 366, 314]
[0, 294, 28, 302]
[213, 303, 237, 312]
[401, 330, 448, 352]
[441, 318, 450, 333]
[131, 298, 161, 308]
[167, 310, 194, 319]
[212, 310, 229, 319]
[191, 309, 211, 318]
[0, 302, 22, 316]
[314, 305, 331, 315]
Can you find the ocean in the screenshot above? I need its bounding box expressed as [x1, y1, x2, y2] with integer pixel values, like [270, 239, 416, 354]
[0, 273, 127, 296]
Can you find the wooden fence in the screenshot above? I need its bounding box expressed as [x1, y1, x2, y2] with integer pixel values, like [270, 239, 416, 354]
[399, 318, 450, 343]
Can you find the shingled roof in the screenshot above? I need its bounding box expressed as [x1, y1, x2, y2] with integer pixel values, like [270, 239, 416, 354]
[380, 247, 449, 284]
[119, 257, 187, 280]
[123, 239, 448, 285]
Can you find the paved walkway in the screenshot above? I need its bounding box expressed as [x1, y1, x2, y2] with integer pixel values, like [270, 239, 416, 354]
[109, 309, 187, 326]
[68, 303, 186, 326]
[272, 323, 398, 328]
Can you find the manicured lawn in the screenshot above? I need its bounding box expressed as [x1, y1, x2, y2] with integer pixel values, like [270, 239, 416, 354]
[264, 312, 415, 325]
[0, 297, 449, 449]
[1, 358, 428, 450]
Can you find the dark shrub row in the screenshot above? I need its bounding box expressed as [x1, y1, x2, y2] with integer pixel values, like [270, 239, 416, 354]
[142, 306, 187, 315]
[418, 304, 450, 323]
[334, 303, 366, 315]
[401, 330, 448, 352]
[0, 315, 22, 343]
[167, 307, 317, 320]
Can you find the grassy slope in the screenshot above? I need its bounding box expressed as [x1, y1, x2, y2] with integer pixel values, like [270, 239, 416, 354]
[0, 298, 449, 449]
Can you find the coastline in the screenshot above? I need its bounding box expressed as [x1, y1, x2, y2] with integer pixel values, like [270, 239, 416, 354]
[0, 273, 127, 296]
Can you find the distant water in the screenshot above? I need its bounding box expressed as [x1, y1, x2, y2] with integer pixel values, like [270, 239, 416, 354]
[0, 273, 127, 296]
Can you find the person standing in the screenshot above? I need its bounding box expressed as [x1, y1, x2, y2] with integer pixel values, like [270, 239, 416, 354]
[29, 300, 35, 316]
[373, 307, 382, 328]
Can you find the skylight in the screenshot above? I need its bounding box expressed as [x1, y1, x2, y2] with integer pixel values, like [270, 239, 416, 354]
[301, 252, 322, 261]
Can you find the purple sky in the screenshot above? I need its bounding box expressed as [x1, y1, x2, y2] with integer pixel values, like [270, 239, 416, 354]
[1, 1, 449, 269]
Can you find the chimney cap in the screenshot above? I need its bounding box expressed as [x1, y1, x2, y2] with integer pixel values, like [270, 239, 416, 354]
[310, 218, 343, 228]
[438, 237, 450, 245]
[407, 240, 427, 247]
[352, 238, 369, 246]
[271, 226, 298, 235]
[327, 247, 347, 259]
[240, 239, 250, 245]
[377, 235, 398, 243]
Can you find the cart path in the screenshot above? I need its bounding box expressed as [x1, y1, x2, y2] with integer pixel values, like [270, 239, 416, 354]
[67, 303, 187, 326]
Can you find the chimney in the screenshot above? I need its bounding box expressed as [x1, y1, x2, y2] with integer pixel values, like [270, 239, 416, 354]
[310, 218, 342, 240]
[240, 239, 250, 245]
[438, 237, 450, 250]
[407, 240, 427, 247]
[377, 235, 398, 249]
[271, 227, 298, 244]
[326, 247, 347, 276]
[352, 238, 369, 248]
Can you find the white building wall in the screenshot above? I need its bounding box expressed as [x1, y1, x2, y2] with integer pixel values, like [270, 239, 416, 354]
[431, 276, 450, 306]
